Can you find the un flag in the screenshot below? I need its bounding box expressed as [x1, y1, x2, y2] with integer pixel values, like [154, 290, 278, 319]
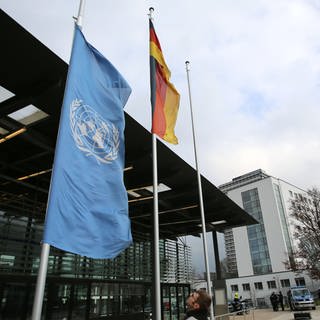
[43, 25, 132, 259]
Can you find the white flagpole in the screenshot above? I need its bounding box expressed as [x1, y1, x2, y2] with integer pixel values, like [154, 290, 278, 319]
[149, 7, 162, 320]
[31, 2, 86, 320]
[185, 61, 215, 320]
[76, 0, 86, 29]
[31, 243, 50, 320]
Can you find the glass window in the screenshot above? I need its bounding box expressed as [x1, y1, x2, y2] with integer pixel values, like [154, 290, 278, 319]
[295, 277, 306, 286]
[162, 286, 170, 320]
[256, 298, 267, 308]
[169, 286, 178, 320]
[242, 189, 272, 275]
[231, 285, 239, 292]
[267, 281, 276, 289]
[177, 286, 185, 320]
[0, 255, 15, 267]
[242, 283, 250, 291]
[254, 282, 263, 290]
[72, 285, 89, 320]
[8, 105, 49, 125]
[280, 279, 290, 288]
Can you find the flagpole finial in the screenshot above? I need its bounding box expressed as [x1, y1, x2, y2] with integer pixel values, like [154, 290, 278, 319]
[185, 61, 191, 71]
[76, 0, 86, 28]
[148, 7, 154, 20]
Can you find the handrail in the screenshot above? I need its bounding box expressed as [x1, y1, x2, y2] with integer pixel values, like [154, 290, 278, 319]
[215, 307, 256, 320]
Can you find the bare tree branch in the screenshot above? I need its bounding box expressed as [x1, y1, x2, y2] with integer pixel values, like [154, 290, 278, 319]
[288, 187, 320, 279]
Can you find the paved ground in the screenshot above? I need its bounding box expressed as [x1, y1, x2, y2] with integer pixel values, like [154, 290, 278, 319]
[228, 308, 320, 320]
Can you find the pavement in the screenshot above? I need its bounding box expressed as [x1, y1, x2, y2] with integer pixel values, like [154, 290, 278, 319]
[229, 308, 320, 320]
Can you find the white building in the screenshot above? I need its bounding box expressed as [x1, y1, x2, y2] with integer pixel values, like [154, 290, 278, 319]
[219, 169, 320, 306]
[225, 270, 319, 307]
[193, 271, 319, 308]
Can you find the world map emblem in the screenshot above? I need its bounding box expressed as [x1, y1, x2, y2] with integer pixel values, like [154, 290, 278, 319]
[70, 99, 120, 164]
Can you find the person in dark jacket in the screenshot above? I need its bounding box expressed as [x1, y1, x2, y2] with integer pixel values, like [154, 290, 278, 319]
[184, 289, 212, 320]
[270, 292, 279, 311]
[278, 292, 284, 311]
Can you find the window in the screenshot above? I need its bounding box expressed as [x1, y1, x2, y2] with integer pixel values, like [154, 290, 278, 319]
[0, 255, 15, 267]
[289, 190, 293, 197]
[231, 285, 238, 292]
[242, 188, 271, 275]
[254, 282, 263, 290]
[242, 283, 250, 291]
[280, 279, 290, 288]
[267, 280, 277, 289]
[295, 277, 305, 286]
[0, 86, 14, 103]
[256, 298, 267, 308]
[8, 105, 49, 125]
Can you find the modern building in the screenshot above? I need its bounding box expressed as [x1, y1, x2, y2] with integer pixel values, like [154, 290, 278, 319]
[219, 169, 320, 305]
[0, 210, 193, 320]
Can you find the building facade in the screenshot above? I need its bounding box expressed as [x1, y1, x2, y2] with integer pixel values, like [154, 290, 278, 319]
[219, 169, 320, 305]
[225, 270, 320, 308]
[0, 210, 192, 320]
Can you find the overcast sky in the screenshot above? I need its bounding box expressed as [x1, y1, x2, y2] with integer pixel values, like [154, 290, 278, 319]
[1, 0, 320, 274]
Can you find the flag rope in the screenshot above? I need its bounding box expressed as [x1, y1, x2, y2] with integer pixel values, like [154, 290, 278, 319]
[185, 61, 215, 320]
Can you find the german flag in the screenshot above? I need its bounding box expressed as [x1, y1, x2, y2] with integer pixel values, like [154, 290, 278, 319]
[149, 19, 180, 144]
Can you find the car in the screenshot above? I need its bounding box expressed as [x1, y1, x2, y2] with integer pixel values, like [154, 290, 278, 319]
[287, 286, 316, 311]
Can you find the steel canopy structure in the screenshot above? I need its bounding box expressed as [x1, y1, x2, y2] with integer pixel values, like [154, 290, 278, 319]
[0, 9, 256, 243]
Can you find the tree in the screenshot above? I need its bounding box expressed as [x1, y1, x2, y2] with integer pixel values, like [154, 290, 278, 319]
[288, 187, 320, 279]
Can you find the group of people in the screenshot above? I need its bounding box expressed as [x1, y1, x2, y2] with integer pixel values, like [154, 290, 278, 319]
[270, 291, 284, 311]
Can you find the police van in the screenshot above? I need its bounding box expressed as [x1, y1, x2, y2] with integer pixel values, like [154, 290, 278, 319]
[287, 286, 316, 311]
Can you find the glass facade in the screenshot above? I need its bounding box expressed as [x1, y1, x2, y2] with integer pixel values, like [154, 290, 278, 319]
[0, 211, 191, 319]
[241, 188, 272, 275]
[273, 183, 293, 258]
[224, 229, 238, 276]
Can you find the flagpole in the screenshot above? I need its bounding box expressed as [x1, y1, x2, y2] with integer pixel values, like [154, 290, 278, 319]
[185, 61, 215, 320]
[31, 243, 50, 320]
[76, 0, 86, 29]
[31, 2, 86, 320]
[149, 7, 162, 320]
[152, 133, 161, 320]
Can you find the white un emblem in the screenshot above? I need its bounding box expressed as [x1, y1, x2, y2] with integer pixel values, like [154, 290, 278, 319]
[70, 99, 120, 164]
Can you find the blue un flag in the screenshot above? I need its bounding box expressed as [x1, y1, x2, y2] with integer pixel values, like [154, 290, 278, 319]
[43, 25, 132, 259]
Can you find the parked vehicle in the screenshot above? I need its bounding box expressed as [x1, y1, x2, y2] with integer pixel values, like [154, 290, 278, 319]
[287, 286, 316, 311]
[231, 298, 250, 315]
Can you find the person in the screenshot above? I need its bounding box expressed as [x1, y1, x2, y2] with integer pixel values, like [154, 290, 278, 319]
[231, 293, 242, 313]
[278, 291, 284, 311]
[270, 292, 279, 311]
[287, 290, 294, 311]
[184, 289, 212, 320]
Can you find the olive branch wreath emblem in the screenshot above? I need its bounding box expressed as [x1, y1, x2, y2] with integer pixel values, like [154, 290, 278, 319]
[70, 99, 120, 164]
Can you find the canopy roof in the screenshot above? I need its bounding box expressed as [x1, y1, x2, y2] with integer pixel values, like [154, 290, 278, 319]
[0, 9, 256, 241]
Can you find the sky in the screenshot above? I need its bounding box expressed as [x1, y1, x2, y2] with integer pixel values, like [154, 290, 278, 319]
[1, 0, 320, 274]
